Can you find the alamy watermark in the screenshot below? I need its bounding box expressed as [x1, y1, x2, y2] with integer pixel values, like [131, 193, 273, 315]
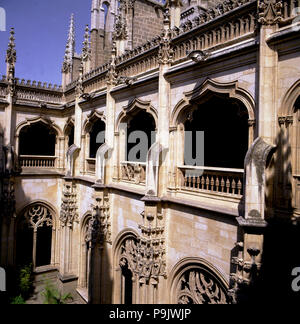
[0, 267, 6, 292]
[291, 267, 300, 292]
[0, 7, 6, 32]
[97, 125, 205, 176]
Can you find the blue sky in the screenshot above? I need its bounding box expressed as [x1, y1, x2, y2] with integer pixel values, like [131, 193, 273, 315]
[0, 0, 90, 85]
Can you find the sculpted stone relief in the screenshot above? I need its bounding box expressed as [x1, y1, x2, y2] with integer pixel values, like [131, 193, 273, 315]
[176, 268, 230, 304]
[60, 182, 78, 227]
[119, 236, 166, 284]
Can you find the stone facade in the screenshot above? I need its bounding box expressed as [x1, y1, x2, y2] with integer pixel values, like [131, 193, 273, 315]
[0, 0, 300, 304]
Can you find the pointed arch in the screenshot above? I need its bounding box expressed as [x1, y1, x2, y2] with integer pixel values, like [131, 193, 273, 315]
[63, 116, 75, 135]
[83, 110, 106, 135]
[16, 200, 58, 229]
[78, 211, 93, 291]
[15, 200, 58, 269]
[112, 228, 139, 304]
[15, 116, 63, 138]
[116, 98, 158, 130]
[168, 257, 231, 304]
[171, 78, 255, 127]
[279, 79, 300, 118]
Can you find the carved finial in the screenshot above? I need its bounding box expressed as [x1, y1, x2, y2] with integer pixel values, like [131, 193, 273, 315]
[82, 25, 91, 62]
[258, 0, 283, 25]
[6, 28, 16, 66]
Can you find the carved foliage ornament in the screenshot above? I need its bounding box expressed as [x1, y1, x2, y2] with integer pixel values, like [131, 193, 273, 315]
[88, 195, 112, 247]
[258, 0, 283, 25]
[60, 183, 78, 227]
[119, 237, 166, 283]
[176, 268, 230, 304]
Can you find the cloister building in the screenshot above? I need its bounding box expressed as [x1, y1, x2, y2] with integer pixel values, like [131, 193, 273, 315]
[0, 0, 300, 303]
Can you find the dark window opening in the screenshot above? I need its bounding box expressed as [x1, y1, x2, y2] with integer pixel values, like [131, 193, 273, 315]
[19, 122, 56, 156]
[89, 119, 106, 158]
[67, 124, 74, 148]
[36, 223, 52, 267]
[126, 110, 156, 162]
[16, 224, 33, 268]
[184, 96, 249, 169]
[122, 265, 133, 305]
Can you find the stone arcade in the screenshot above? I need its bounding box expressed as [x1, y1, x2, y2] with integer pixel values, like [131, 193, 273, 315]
[0, 0, 300, 304]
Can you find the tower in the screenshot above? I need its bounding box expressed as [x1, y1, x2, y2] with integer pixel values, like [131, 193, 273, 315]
[90, 0, 118, 69]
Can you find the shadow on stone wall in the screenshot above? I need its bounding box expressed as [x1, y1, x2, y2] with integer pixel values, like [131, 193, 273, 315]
[235, 112, 300, 303]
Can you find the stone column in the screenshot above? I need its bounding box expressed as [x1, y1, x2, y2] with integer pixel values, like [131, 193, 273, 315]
[105, 55, 117, 184]
[157, 11, 173, 196]
[258, 0, 282, 144]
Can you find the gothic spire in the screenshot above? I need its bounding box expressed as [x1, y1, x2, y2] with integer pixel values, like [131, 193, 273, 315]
[62, 14, 75, 73]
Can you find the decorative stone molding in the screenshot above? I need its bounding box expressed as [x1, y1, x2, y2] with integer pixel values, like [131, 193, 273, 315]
[60, 181, 78, 227]
[258, 0, 283, 25]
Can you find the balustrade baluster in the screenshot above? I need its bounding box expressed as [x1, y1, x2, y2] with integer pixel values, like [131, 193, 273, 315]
[210, 176, 215, 191]
[226, 178, 230, 194]
[221, 177, 225, 192]
[192, 176, 196, 189]
[237, 179, 242, 196]
[197, 176, 200, 190]
[232, 179, 236, 195]
[206, 176, 210, 190]
[216, 177, 220, 192]
[201, 176, 205, 189]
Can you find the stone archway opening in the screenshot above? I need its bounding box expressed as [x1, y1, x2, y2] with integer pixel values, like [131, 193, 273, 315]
[19, 121, 56, 156]
[16, 204, 55, 269]
[184, 94, 249, 169]
[126, 110, 156, 163]
[89, 119, 106, 159]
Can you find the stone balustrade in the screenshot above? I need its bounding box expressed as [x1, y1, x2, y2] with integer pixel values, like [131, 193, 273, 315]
[178, 165, 244, 197]
[19, 155, 57, 168]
